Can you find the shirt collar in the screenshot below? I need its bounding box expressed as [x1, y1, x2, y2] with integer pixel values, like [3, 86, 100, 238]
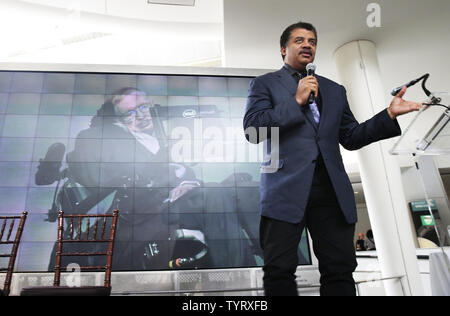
[283, 63, 307, 77]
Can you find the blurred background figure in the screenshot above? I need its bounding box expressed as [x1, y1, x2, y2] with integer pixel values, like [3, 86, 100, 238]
[365, 229, 376, 251]
[356, 233, 366, 251]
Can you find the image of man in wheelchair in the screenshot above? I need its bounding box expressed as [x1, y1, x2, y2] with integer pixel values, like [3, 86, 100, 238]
[36, 87, 262, 271]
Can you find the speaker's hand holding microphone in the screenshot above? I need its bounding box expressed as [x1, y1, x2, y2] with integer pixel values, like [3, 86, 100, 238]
[295, 63, 319, 106]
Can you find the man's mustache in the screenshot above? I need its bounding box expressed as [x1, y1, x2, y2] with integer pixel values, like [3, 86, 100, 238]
[299, 49, 313, 55]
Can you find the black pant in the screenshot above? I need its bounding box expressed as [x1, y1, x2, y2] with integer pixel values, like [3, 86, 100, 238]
[260, 157, 357, 296]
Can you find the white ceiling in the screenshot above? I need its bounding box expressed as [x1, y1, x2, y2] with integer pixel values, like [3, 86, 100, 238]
[0, 0, 223, 65]
[17, 0, 223, 23]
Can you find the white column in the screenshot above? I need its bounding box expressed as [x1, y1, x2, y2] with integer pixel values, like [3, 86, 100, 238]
[333, 40, 424, 296]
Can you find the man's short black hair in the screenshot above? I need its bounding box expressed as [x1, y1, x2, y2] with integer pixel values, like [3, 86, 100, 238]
[280, 21, 317, 60]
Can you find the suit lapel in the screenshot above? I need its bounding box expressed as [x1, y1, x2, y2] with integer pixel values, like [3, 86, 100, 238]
[275, 67, 318, 132]
[275, 67, 297, 96]
[316, 76, 328, 134]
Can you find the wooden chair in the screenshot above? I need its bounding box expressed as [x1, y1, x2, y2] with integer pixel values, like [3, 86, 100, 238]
[0, 212, 28, 296]
[20, 210, 119, 296]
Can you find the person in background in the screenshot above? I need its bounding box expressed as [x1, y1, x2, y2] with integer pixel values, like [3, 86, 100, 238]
[365, 229, 376, 250]
[356, 233, 366, 251]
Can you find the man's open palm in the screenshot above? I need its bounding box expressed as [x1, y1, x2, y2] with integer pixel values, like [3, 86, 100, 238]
[388, 86, 423, 119]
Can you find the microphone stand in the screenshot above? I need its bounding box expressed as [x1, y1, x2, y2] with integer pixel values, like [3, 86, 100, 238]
[392, 73, 447, 108]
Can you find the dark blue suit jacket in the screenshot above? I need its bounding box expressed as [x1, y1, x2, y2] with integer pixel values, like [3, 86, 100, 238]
[243, 67, 401, 224]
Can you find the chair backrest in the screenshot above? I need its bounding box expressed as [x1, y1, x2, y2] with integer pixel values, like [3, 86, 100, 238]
[0, 212, 28, 296]
[54, 210, 119, 288]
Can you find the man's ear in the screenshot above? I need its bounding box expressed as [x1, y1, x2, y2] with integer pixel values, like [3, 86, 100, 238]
[280, 46, 286, 58]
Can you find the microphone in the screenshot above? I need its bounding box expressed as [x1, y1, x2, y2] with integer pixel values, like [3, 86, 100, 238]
[391, 73, 430, 96]
[306, 63, 316, 104]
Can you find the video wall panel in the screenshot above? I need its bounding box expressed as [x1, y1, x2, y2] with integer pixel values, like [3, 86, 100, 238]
[0, 69, 311, 272]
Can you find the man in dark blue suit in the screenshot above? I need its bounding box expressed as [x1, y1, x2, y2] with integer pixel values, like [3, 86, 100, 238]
[243, 22, 422, 296]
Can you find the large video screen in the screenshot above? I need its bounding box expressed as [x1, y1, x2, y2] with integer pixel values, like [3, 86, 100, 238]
[0, 68, 311, 271]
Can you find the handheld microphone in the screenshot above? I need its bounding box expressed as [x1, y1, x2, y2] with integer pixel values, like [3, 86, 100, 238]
[306, 63, 316, 104]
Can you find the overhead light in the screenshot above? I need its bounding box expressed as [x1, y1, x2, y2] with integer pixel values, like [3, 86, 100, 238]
[147, 0, 195, 6]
